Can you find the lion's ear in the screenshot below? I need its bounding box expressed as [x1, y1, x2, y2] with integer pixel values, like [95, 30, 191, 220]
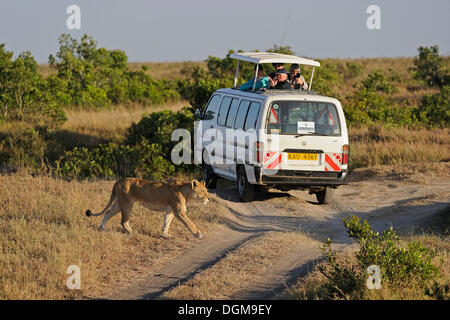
[191, 179, 198, 188]
[202, 180, 206, 186]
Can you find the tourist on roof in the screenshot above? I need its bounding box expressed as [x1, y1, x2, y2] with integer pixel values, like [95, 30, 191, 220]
[240, 65, 270, 91]
[270, 69, 291, 89]
[290, 64, 308, 90]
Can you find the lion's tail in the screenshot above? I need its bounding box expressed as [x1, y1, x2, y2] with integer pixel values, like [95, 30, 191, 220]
[86, 185, 116, 217]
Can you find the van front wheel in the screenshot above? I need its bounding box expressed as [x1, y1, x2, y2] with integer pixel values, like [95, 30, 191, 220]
[316, 187, 334, 204]
[203, 165, 217, 189]
[237, 166, 254, 202]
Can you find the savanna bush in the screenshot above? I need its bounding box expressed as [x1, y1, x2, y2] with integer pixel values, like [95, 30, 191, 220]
[54, 108, 195, 180]
[343, 70, 418, 127]
[177, 78, 233, 111]
[0, 44, 66, 125]
[54, 141, 175, 180]
[0, 123, 47, 169]
[412, 45, 449, 89]
[413, 85, 450, 129]
[318, 216, 440, 299]
[47, 34, 180, 109]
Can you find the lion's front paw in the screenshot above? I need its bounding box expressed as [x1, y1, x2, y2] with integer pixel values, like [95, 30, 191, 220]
[195, 230, 203, 239]
[161, 232, 170, 239]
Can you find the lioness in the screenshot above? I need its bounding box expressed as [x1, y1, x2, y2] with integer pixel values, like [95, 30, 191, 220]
[86, 178, 209, 238]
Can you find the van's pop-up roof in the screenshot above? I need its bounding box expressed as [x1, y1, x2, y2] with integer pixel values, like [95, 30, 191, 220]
[229, 52, 320, 91]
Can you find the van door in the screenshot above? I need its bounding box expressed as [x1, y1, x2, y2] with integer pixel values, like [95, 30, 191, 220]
[199, 94, 221, 167]
[232, 100, 261, 179]
[214, 96, 233, 177]
[220, 97, 240, 177]
[264, 100, 344, 173]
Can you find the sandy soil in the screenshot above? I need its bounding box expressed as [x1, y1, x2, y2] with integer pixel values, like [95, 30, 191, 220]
[106, 168, 450, 300]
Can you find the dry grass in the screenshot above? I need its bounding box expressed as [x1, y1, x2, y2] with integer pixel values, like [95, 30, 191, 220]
[348, 126, 450, 170]
[56, 102, 187, 148]
[128, 61, 206, 81]
[325, 57, 445, 101]
[37, 61, 206, 81]
[0, 172, 226, 299]
[161, 231, 307, 300]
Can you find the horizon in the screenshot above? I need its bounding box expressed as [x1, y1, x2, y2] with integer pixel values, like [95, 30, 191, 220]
[1, 0, 450, 63]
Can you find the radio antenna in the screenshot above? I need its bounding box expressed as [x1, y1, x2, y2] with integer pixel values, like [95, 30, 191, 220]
[280, 8, 292, 48]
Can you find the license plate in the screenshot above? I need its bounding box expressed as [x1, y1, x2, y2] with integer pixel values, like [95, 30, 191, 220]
[288, 153, 318, 161]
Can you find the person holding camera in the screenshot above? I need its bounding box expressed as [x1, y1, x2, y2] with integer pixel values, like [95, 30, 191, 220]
[290, 64, 308, 90]
[270, 69, 291, 89]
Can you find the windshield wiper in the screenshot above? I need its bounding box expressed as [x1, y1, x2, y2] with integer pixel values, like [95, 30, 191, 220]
[294, 132, 322, 137]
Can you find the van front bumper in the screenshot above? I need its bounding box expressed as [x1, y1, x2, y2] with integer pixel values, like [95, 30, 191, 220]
[254, 168, 348, 186]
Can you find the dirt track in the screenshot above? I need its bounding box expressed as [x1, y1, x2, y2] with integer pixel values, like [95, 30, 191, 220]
[108, 170, 450, 300]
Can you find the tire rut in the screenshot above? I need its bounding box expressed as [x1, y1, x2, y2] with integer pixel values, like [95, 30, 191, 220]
[107, 177, 450, 300]
[108, 228, 263, 300]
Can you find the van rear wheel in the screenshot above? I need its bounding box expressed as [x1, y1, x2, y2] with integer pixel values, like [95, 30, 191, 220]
[316, 187, 334, 204]
[237, 166, 254, 202]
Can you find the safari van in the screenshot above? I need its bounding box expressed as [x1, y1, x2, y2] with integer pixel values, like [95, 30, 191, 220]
[194, 52, 349, 203]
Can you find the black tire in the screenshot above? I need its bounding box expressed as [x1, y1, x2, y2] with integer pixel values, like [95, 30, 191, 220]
[203, 164, 217, 189]
[202, 150, 217, 189]
[237, 166, 255, 202]
[316, 187, 334, 204]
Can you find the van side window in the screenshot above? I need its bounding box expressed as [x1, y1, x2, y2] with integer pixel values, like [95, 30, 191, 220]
[234, 100, 250, 129]
[217, 96, 232, 126]
[203, 94, 221, 119]
[244, 101, 261, 131]
[225, 98, 239, 128]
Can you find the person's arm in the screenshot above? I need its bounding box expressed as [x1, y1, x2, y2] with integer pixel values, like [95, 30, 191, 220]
[300, 76, 308, 90]
[269, 76, 278, 88]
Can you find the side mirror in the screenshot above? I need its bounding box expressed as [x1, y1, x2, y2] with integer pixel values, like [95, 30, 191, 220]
[204, 111, 215, 120]
[194, 109, 202, 120]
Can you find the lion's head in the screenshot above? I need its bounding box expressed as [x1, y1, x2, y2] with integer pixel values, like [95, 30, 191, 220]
[191, 179, 210, 204]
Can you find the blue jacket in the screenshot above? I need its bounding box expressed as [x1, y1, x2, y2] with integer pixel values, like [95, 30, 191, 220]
[240, 76, 270, 91]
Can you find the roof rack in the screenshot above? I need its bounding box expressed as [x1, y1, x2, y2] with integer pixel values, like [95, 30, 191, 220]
[229, 52, 320, 91]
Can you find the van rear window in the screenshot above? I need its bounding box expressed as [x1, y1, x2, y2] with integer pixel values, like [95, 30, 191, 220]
[266, 101, 341, 135]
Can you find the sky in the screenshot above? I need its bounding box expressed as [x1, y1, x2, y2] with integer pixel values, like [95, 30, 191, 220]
[0, 0, 449, 63]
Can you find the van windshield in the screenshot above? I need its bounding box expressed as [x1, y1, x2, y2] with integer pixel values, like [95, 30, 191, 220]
[266, 100, 341, 136]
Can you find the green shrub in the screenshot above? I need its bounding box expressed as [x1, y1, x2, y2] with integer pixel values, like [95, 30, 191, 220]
[344, 61, 363, 79]
[54, 108, 195, 180]
[0, 123, 47, 169]
[54, 141, 175, 180]
[412, 45, 449, 88]
[0, 45, 66, 126]
[360, 70, 399, 94]
[304, 59, 342, 99]
[125, 108, 194, 154]
[344, 216, 439, 287]
[343, 70, 417, 127]
[317, 216, 440, 299]
[413, 85, 450, 128]
[318, 238, 366, 299]
[177, 78, 233, 111]
[48, 34, 180, 109]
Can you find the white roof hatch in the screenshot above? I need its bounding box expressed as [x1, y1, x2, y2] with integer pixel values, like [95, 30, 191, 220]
[230, 52, 320, 91]
[229, 52, 320, 67]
